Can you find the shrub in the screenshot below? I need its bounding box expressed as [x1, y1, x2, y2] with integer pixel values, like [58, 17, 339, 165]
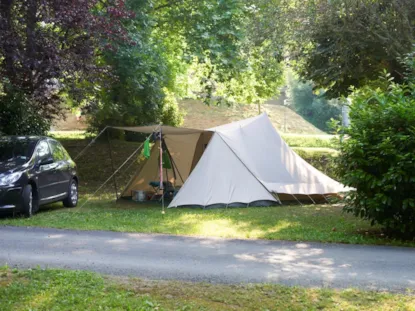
[0, 88, 51, 135]
[294, 148, 338, 180]
[337, 79, 415, 235]
[287, 76, 342, 132]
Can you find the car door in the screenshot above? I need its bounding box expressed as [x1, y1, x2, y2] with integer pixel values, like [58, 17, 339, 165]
[48, 139, 71, 195]
[34, 140, 57, 201]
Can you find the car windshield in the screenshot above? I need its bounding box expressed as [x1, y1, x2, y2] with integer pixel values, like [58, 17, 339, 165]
[0, 138, 37, 165]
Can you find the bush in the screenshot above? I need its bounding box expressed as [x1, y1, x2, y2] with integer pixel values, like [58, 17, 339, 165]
[287, 76, 342, 132]
[337, 79, 415, 235]
[294, 148, 338, 180]
[0, 88, 51, 135]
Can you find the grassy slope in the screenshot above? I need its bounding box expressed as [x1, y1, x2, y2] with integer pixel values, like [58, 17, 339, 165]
[1, 200, 414, 247]
[1, 267, 414, 311]
[179, 99, 326, 134]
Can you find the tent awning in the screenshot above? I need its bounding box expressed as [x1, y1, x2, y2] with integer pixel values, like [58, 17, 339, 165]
[111, 125, 210, 135]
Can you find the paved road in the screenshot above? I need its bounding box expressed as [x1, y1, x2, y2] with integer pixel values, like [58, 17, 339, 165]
[1, 226, 414, 292]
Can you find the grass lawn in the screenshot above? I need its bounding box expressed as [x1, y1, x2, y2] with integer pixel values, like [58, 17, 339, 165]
[1, 267, 414, 311]
[1, 199, 414, 247]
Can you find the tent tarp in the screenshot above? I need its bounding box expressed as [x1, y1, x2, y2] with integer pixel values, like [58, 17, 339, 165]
[168, 113, 350, 207]
[213, 113, 350, 195]
[169, 133, 277, 207]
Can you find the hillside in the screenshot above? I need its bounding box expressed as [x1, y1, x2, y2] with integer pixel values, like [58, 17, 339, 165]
[179, 99, 326, 134]
[53, 99, 326, 135]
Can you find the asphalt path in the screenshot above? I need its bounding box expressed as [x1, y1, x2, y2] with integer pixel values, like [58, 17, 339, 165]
[1, 226, 414, 292]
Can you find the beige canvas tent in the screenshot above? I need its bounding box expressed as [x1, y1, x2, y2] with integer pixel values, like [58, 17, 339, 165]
[116, 113, 349, 207]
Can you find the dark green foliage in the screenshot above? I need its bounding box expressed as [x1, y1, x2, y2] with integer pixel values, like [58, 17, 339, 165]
[337, 76, 415, 235]
[290, 0, 415, 98]
[288, 75, 342, 132]
[0, 0, 131, 135]
[0, 87, 50, 135]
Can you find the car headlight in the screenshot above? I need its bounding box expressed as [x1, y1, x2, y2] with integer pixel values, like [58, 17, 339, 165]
[0, 172, 23, 186]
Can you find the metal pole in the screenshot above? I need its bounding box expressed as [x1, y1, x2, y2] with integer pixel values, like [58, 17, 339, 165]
[291, 194, 303, 206]
[107, 129, 119, 200]
[159, 125, 165, 214]
[307, 195, 316, 204]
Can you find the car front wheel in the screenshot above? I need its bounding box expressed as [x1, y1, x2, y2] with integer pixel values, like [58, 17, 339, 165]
[63, 179, 78, 208]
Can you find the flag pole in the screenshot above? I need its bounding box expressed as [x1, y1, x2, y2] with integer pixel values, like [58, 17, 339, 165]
[159, 124, 165, 215]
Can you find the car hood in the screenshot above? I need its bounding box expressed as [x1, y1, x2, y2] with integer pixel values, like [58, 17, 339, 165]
[0, 161, 27, 174]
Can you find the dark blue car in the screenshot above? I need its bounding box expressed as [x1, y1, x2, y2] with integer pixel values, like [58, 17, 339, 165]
[0, 136, 78, 217]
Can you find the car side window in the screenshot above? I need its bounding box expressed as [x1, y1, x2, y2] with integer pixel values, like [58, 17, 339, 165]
[49, 140, 67, 162]
[35, 140, 51, 162]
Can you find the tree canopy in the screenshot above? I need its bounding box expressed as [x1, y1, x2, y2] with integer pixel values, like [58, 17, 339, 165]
[287, 0, 415, 98]
[0, 0, 132, 134]
[1, 0, 415, 134]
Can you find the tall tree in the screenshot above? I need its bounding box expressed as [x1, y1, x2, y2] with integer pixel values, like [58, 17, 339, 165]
[287, 0, 415, 98]
[0, 0, 131, 134]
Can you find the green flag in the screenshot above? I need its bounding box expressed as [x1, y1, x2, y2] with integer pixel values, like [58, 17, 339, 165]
[143, 138, 151, 159]
[162, 151, 172, 169]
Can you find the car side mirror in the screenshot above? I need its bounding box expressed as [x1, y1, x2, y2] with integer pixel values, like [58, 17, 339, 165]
[39, 157, 54, 166]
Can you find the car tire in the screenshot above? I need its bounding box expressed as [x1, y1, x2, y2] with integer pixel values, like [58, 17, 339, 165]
[63, 179, 78, 208]
[22, 184, 36, 217]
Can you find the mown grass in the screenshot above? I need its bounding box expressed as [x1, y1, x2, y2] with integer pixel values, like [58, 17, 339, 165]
[1, 200, 414, 247]
[1, 267, 414, 311]
[282, 134, 338, 149]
